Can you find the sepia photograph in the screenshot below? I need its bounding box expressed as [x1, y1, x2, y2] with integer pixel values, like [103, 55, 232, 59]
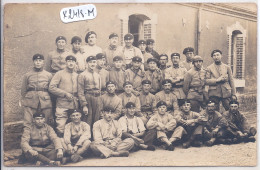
[2, 2, 258, 167]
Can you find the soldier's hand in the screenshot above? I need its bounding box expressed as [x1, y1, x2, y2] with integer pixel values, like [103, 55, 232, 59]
[56, 149, 63, 159]
[83, 106, 89, 115]
[212, 129, 218, 136]
[65, 93, 74, 101]
[29, 149, 38, 156]
[67, 144, 74, 154]
[73, 146, 78, 152]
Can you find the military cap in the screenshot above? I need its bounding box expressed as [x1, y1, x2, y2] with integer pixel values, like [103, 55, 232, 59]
[162, 79, 172, 85]
[109, 33, 118, 39]
[106, 81, 116, 87]
[96, 53, 105, 60]
[56, 36, 67, 43]
[138, 40, 146, 46]
[86, 56, 96, 62]
[156, 101, 167, 108]
[71, 36, 82, 44]
[229, 100, 239, 106]
[132, 56, 142, 62]
[206, 100, 215, 105]
[125, 102, 136, 109]
[146, 39, 155, 45]
[124, 33, 134, 40]
[159, 54, 168, 60]
[66, 55, 77, 62]
[142, 79, 151, 85]
[171, 53, 180, 58]
[113, 56, 123, 62]
[123, 81, 133, 87]
[192, 55, 203, 62]
[147, 58, 158, 64]
[211, 49, 222, 57]
[67, 109, 82, 116]
[85, 31, 97, 43]
[103, 106, 115, 112]
[179, 99, 191, 106]
[32, 54, 44, 61]
[33, 112, 45, 118]
[183, 47, 194, 54]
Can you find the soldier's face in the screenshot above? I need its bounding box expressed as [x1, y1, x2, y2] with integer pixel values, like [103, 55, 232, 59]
[33, 59, 44, 69]
[127, 107, 136, 116]
[142, 84, 151, 93]
[138, 44, 146, 52]
[212, 52, 222, 63]
[97, 58, 105, 67]
[171, 56, 180, 65]
[185, 52, 194, 61]
[110, 37, 118, 46]
[207, 103, 215, 113]
[88, 34, 97, 46]
[163, 83, 172, 92]
[34, 117, 45, 127]
[193, 61, 203, 70]
[70, 112, 82, 123]
[147, 44, 154, 50]
[103, 111, 113, 122]
[159, 56, 168, 65]
[132, 61, 142, 69]
[56, 40, 66, 50]
[158, 105, 167, 115]
[148, 61, 157, 71]
[114, 60, 123, 69]
[125, 39, 134, 47]
[107, 84, 116, 94]
[72, 42, 81, 51]
[230, 104, 239, 113]
[124, 84, 133, 94]
[66, 60, 76, 69]
[182, 103, 191, 112]
[88, 60, 97, 70]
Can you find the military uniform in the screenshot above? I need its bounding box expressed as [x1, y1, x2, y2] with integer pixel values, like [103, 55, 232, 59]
[49, 65, 79, 134]
[81, 31, 102, 59]
[144, 68, 163, 95]
[139, 91, 157, 124]
[90, 119, 135, 158]
[100, 93, 122, 120]
[95, 53, 110, 93]
[182, 47, 195, 71]
[119, 92, 141, 116]
[145, 39, 160, 60]
[109, 67, 126, 95]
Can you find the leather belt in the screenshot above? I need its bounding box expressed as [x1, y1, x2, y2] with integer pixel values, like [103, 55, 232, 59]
[27, 87, 48, 92]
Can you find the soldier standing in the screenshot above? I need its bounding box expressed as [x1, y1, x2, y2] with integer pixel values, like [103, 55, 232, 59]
[21, 54, 53, 127]
[95, 53, 109, 94]
[158, 54, 171, 78]
[182, 47, 195, 71]
[81, 31, 102, 59]
[137, 39, 153, 70]
[145, 39, 160, 60]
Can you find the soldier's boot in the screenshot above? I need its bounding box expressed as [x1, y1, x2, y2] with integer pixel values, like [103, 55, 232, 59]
[166, 144, 175, 151]
[232, 137, 240, 144]
[225, 138, 233, 145]
[49, 161, 61, 166]
[17, 152, 27, 164]
[61, 156, 70, 165]
[37, 153, 52, 165]
[71, 154, 83, 163]
[111, 151, 129, 157]
[205, 138, 216, 146]
[244, 136, 256, 143]
[249, 127, 257, 136]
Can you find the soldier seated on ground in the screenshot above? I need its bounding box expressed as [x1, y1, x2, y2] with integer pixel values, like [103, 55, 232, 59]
[118, 102, 156, 151]
[90, 107, 135, 159]
[19, 112, 63, 166]
[217, 100, 257, 144]
[146, 101, 177, 151]
[61, 110, 91, 164]
[171, 100, 206, 148]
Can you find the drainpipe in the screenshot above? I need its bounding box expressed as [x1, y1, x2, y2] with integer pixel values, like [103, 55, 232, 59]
[196, 4, 202, 55]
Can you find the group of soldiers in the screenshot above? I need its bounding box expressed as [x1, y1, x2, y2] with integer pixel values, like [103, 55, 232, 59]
[18, 31, 257, 166]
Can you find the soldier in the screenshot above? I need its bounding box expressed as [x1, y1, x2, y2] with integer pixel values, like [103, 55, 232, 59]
[171, 100, 206, 148]
[158, 54, 171, 78]
[205, 49, 236, 111]
[81, 31, 102, 59]
[77, 56, 101, 128]
[200, 100, 227, 146]
[182, 47, 195, 71]
[119, 81, 141, 116]
[165, 53, 187, 106]
[125, 56, 146, 96]
[103, 33, 124, 69]
[21, 54, 53, 127]
[138, 39, 153, 70]
[90, 107, 135, 158]
[45, 36, 70, 74]
[70, 36, 86, 73]
[49, 55, 79, 137]
[145, 38, 160, 60]
[219, 100, 257, 143]
[146, 101, 177, 151]
[139, 80, 157, 124]
[155, 79, 179, 116]
[62, 109, 91, 164]
[20, 112, 63, 166]
[183, 55, 207, 112]
[122, 33, 144, 70]
[144, 58, 163, 95]
[95, 53, 110, 94]
[118, 102, 156, 151]
[109, 56, 126, 95]
[99, 81, 123, 120]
